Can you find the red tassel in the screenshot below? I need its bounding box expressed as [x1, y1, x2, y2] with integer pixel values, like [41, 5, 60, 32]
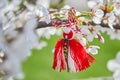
[69, 39, 95, 71]
[52, 30, 95, 72]
[52, 39, 67, 71]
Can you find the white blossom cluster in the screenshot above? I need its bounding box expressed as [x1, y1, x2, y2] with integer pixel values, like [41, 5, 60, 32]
[87, 0, 120, 40]
[107, 51, 120, 80]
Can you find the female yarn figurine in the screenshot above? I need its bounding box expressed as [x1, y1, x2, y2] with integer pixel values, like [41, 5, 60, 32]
[52, 28, 95, 72]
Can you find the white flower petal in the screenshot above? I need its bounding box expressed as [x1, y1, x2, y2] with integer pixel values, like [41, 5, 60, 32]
[87, 46, 100, 55]
[107, 60, 120, 72]
[79, 38, 87, 46]
[76, 11, 81, 16]
[81, 26, 90, 35]
[63, 27, 71, 34]
[35, 41, 47, 50]
[108, 23, 114, 29]
[107, 13, 116, 27]
[113, 70, 120, 80]
[62, 5, 71, 9]
[99, 0, 104, 3]
[87, 1, 97, 9]
[95, 9, 104, 18]
[116, 52, 120, 63]
[48, 27, 57, 35]
[87, 35, 94, 42]
[92, 17, 101, 24]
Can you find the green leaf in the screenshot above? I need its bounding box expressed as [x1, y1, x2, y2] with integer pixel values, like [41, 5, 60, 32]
[78, 13, 92, 19]
[54, 14, 63, 19]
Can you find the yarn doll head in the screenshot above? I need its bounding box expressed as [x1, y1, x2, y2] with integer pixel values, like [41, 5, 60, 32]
[63, 28, 73, 39]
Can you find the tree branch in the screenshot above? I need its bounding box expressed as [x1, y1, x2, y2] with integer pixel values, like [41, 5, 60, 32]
[37, 21, 53, 28]
[84, 22, 120, 29]
[101, 23, 120, 29]
[37, 21, 120, 29]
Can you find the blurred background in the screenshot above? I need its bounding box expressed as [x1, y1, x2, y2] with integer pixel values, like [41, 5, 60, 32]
[0, 0, 120, 80]
[23, 33, 120, 80]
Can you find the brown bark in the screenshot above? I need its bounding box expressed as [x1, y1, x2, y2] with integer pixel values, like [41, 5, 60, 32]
[37, 21, 120, 29]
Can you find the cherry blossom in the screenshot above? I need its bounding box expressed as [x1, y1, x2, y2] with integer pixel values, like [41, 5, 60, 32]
[113, 0, 120, 15]
[92, 9, 104, 24]
[87, 45, 100, 55]
[103, 12, 117, 29]
[107, 52, 120, 80]
[88, 0, 119, 29]
[106, 29, 120, 40]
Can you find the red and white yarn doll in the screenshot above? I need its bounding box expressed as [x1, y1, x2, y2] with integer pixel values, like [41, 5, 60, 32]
[52, 28, 95, 72]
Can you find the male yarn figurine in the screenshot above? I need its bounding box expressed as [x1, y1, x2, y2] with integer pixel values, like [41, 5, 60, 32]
[52, 28, 95, 72]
